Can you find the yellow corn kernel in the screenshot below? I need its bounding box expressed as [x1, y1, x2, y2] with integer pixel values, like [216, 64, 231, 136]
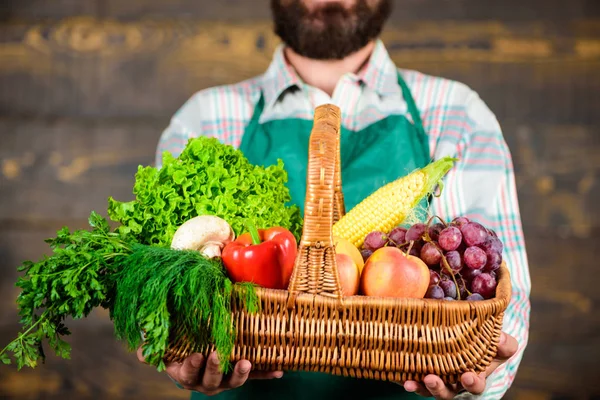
[332, 157, 456, 248]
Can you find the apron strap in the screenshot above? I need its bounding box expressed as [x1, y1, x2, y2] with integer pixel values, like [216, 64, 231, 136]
[248, 92, 266, 127]
[396, 72, 427, 138]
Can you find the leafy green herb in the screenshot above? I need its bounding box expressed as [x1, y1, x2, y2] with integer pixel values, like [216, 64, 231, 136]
[110, 244, 260, 372]
[1, 213, 260, 373]
[0, 211, 134, 369]
[107, 136, 303, 247]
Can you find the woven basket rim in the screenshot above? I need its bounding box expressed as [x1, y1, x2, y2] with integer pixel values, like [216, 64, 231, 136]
[250, 262, 511, 309]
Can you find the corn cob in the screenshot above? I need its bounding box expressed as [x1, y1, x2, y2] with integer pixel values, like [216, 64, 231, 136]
[332, 157, 456, 248]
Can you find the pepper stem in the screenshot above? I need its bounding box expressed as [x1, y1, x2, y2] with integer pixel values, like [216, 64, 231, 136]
[245, 219, 261, 245]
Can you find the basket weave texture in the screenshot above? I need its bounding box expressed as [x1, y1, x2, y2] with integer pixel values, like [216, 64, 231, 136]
[165, 104, 512, 384]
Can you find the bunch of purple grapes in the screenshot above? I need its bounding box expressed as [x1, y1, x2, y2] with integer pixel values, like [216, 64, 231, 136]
[361, 216, 503, 301]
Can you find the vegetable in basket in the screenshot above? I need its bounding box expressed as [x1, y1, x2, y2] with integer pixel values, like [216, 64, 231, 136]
[107, 136, 303, 247]
[332, 156, 456, 248]
[221, 221, 297, 290]
[110, 244, 260, 372]
[170, 215, 235, 258]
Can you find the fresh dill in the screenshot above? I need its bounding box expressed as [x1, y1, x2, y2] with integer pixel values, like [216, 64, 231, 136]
[109, 244, 260, 372]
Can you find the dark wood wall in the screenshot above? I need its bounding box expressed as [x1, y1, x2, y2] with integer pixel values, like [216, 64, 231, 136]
[1, 1, 599, 399]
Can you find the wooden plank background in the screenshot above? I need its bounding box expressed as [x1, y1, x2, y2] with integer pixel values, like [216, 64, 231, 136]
[1, 1, 599, 399]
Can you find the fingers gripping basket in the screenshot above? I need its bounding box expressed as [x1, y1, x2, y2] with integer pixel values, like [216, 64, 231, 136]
[165, 104, 512, 384]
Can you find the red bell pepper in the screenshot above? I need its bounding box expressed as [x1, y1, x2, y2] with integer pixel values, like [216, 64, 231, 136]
[221, 220, 297, 290]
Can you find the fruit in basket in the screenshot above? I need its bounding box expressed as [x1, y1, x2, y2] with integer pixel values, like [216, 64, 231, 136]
[439, 279, 458, 299]
[360, 248, 373, 263]
[444, 250, 463, 273]
[426, 285, 444, 299]
[428, 223, 444, 241]
[221, 221, 297, 290]
[359, 247, 429, 298]
[450, 216, 470, 228]
[464, 246, 487, 270]
[462, 267, 482, 283]
[335, 253, 361, 296]
[387, 227, 407, 246]
[481, 235, 503, 254]
[363, 231, 388, 251]
[405, 223, 427, 242]
[484, 252, 502, 272]
[457, 278, 469, 299]
[420, 242, 442, 266]
[333, 236, 365, 274]
[429, 270, 441, 286]
[332, 156, 456, 247]
[438, 226, 462, 251]
[461, 221, 488, 247]
[377, 215, 503, 301]
[466, 293, 484, 301]
[471, 272, 497, 299]
[480, 235, 503, 272]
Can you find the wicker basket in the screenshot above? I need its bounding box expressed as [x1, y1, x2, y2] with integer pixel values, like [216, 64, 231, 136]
[164, 104, 512, 384]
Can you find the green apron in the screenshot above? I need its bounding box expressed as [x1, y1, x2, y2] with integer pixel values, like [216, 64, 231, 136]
[191, 72, 431, 400]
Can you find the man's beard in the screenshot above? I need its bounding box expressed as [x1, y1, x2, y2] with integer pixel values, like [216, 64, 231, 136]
[270, 0, 392, 60]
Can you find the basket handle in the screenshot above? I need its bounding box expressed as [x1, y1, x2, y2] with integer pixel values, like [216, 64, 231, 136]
[286, 104, 345, 303]
[332, 114, 345, 223]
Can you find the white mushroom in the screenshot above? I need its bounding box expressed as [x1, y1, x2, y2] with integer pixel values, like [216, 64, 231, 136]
[170, 215, 235, 258]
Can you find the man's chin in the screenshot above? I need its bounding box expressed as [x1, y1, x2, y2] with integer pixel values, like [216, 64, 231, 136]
[271, 0, 392, 60]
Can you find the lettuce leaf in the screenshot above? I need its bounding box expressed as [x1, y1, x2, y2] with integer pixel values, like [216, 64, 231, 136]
[107, 137, 303, 247]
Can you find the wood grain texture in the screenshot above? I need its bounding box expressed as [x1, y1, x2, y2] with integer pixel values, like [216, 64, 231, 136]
[523, 233, 600, 397]
[502, 122, 600, 237]
[3, 0, 598, 21]
[105, 0, 600, 21]
[0, 18, 599, 121]
[0, 117, 161, 221]
[0, 0, 98, 21]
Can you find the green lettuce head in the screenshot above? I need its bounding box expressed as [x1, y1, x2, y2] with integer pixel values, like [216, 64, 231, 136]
[108, 137, 303, 247]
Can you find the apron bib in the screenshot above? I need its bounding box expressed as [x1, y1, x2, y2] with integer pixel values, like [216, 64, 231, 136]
[191, 72, 430, 400]
[239, 72, 430, 217]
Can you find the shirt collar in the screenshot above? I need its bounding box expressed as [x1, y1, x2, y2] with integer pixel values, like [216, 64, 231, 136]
[260, 39, 401, 109]
[357, 39, 402, 97]
[260, 44, 302, 110]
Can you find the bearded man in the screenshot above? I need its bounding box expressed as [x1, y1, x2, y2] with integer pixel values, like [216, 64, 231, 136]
[148, 0, 531, 399]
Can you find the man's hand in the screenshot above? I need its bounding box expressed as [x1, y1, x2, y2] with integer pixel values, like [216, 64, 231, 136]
[401, 332, 518, 399]
[137, 348, 283, 396]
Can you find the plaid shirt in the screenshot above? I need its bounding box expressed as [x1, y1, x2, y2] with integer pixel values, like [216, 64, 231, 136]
[155, 39, 531, 399]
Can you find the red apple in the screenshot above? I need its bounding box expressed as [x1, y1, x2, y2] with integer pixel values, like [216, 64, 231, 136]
[335, 253, 360, 296]
[359, 246, 430, 298]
